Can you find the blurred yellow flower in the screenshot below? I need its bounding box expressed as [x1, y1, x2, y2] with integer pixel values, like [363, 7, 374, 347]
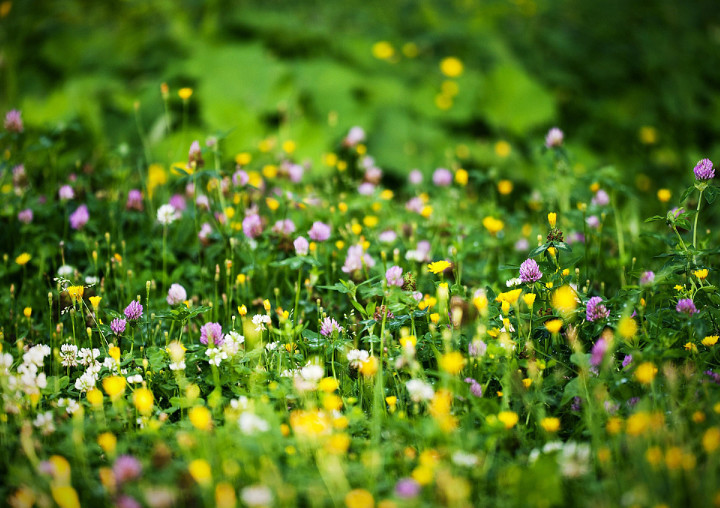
[51, 486, 80, 508]
[372, 41, 395, 60]
[497, 289, 522, 305]
[497, 411, 519, 429]
[15, 252, 31, 265]
[482, 216, 504, 235]
[282, 140, 296, 154]
[189, 406, 213, 431]
[639, 126, 657, 145]
[359, 356, 378, 377]
[548, 212, 557, 228]
[215, 482, 237, 508]
[703, 427, 720, 453]
[545, 319, 563, 334]
[266, 197, 279, 211]
[635, 362, 658, 384]
[440, 57, 464, 78]
[363, 215, 379, 228]
[87, 388, 103, 407]
[178, 88, 193, 100]
[23, 307, 31, 318]
[657, 189, 671, 202]
[89, 296, 102, 310]
[235, 152, 252, 166]
[102, 376, 126, 399]
[523, 293, 536, 307]
[439, 352, 466, 375]
[551, 285, 577, 314]
[346, 488, 375, 508]
[97, 432, 117, 454]
[133, 387, 154, 415]
[617, 317, 637, 339]
[494, 141, 511, 158]
[540, 417, 560, 433]
[497, 180, 513, 195]
[188, 459, 212, 485]
[455, 168, 468, 186]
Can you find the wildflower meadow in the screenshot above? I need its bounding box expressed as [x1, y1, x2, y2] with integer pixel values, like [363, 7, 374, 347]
[2, 2, 720, 507]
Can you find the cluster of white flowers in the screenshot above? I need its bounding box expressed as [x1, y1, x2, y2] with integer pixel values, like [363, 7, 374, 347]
[71, 347, 108, 392]
[528, 441, 591, 478]
[0, 352, 13, 374]
[265, 341, 280, 351]
[60, 344, 78, 367]
[238, 412, 270, 434]
[252, 314, 271, 331]
[293, 363, 325, 392]
[5, 345, 50, 401]
[127, 374, 143, 384]
[451, 451, 479, 467]
[33, 411, 55, 435]
[57, 398, 81, 415]
[78, 347, 101, 366]
[206, 347, 228, 366]
[222, 331, 245, 357]
[346, 349, 369, 369]
[505, 277, 522, 287]
[241, 485, 273, 508]
[406, 379, 435, 402]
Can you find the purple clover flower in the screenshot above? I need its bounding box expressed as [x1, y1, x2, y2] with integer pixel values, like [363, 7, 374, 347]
[622, 354, 633, 369]
[693, 158, 715, 181]
[592, 189, 610, 206]
[519, 258, 543, 283]
[320, 317, 343, 337]
[308, 221, 331, 242]
[4, 109, 23, 132]
[111, 318, 127, 335]
[464, 378, 483, 397]
[113, 455, 142, 484]
[294, 236, 309, 256]
[586, 296, 610, 322]
[18, 209, 33, 224]
[432, 168, 453, 186]
[676, 298, 698, 315]
[639, 271, 655, 286]
[468, 340, 487, 358]
[58, 185, 75, 201]
[590, 338, 609, 367]
[242, 214, 263, 239]
[395, 478, 421, 499]
[166, 284, 187, 306]
[126, 189, 143, 211]
[124, 300, 143, 321]
[271, 219, 295, 236]
[200, 322, 223, 346]
[385, 266, 404, 287]
[69, 204, 89, 230]
[545, 127, 564, 148]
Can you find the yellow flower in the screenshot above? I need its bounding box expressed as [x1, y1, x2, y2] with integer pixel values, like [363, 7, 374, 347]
[496, 289, 522, 305]
[411, 465, 434, 485]
[189, 406, 213, 431]
[440, 56, 463, 77]
[23, 307, 31, 318]
[238, 304, 247, 316]
[263, 299, 271, 312]
[97, 432, 117, 454]
[545, 319, 563, 334]
[522, 378, 533, 389]
[178, 87, 193, 100]
[372, 41, 395, 60]
[266, 197, 279, 211]
[385, 396, 397, 407]
[87, 388, 103, 407]
[551, 285, 577, 314]
[66, 286, 84, 305]
[606, 416, 623, 435]
[325, 433, 351, 454]
[540, 417, 560, 433]
[455, 169, 468, 186]
[657, 189, 671, 203]
[635, 362, 658, 384]
[108, 346, 120, 362]
[639, 126, 657, 145]
[420, 205, 433, 218]
[133, 387, 154, 415]
[188, 459, 212, 485]
[428, 260, 452, 274]
[215, 482, 237, 508]
[617, 317, 638, 339]
[439, 352, 466, 375]
[346, 489, 375, 508]
[702, 335, 719, 346]
[359, 356, 378, 377]
[548, 213, 557, 228]
[400, 335, 417, 349]
[15, 252, 31, 265]
[501, 300, 510, 315]
[703, 427, 720, 453]
[625, 412, 650, 436]
[645, 446, 663, 467]
[48, 455, 72, 485]
[497, 411, 519, 429]
[523, 293, 536, 307]
[497, 180, 513, 195]
[363, 215, 379, 228]
[282, 140, 296, 154]
[473, 295, 488, 312]
[235, 152, 252, 165]
[102, 376, 126, 399]
[693, 268, 709, 280]
[51, 486, 80, 508]
[429, 313, 440, 324]
[318, 377, 339, 393]
[89, 296, 102, 310]
[323, 394, 343, 412]
[482, 216, 504, 235]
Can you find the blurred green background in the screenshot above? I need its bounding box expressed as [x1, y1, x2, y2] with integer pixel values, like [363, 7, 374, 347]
[2, 0, 719, 185]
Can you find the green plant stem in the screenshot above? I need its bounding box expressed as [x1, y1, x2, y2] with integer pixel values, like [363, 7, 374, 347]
[692, 189, 704, 257]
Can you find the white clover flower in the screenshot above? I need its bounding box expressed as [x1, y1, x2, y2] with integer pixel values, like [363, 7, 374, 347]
[559, 442, 591, 478]
[157, 204, 178, 225]
[300, 364, 324, 383]
[33, 411, 55, 435]
[265, 341, 280, 351]
[505, 277, 522, 288]
[60, 344, 78, 367]
[238, 412, 270, 434]
[78, 348, 100, 367]
[452, 451, 479, 467]
[84, 275, 99, 285]
[127, 374, 144, 384]
[57, 265, 75, 279]
[252, 314, 271, 331]
[241, 485, 273, 508]
[230, 396, 250, 411]
[1, 352, 15, 374]
[74, 371, 97, 392]
[169, 361, 186, 371]
[58, 398, 81, 415]
[406, 379, 435, 402]
[346, 349, 369, 368]
[222, 331, 245, 357]
[206, 348, 228, 367]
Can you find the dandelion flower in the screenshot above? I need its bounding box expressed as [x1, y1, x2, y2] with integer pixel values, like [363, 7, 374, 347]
[427, 260, 451, 274]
